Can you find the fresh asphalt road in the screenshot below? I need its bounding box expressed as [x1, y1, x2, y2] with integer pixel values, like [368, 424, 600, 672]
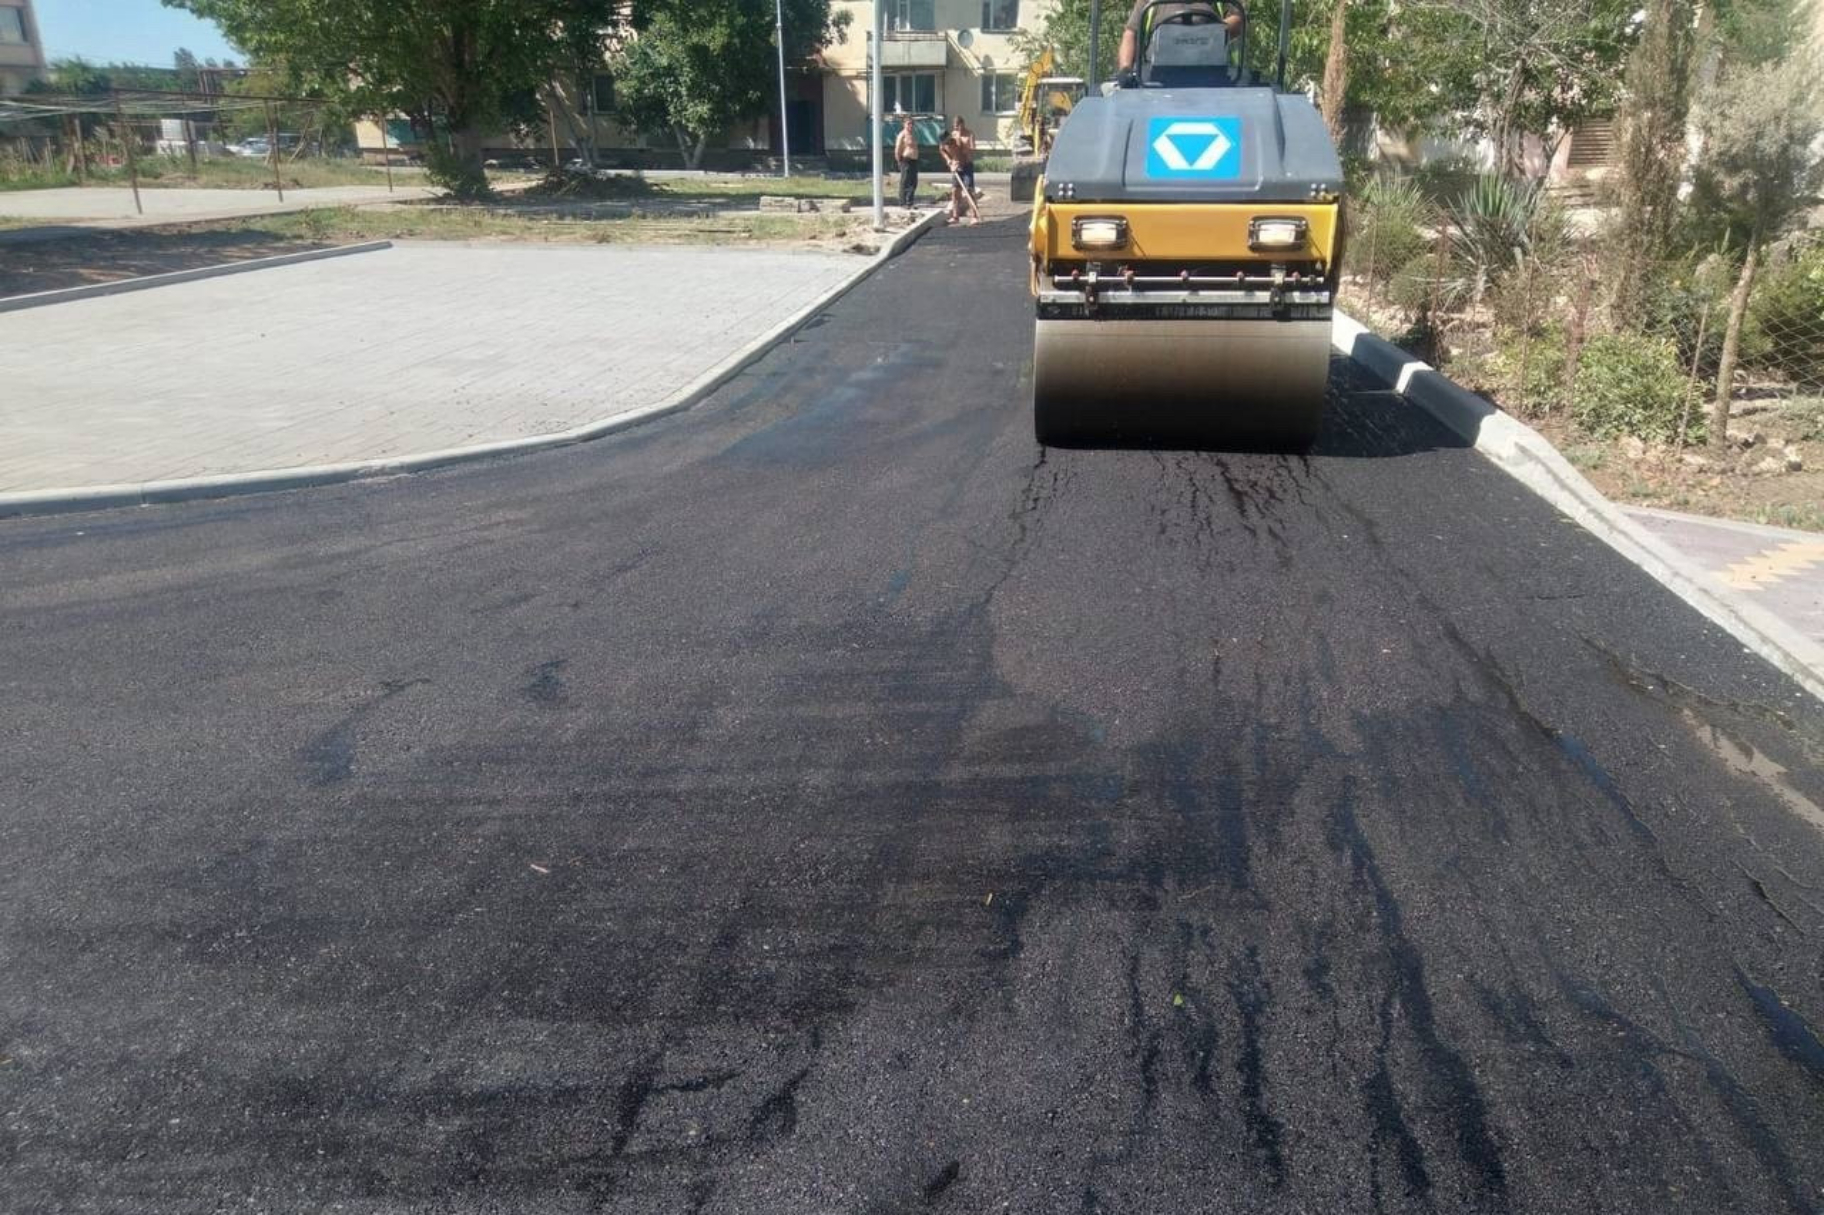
[4, 219, 1824, 1215]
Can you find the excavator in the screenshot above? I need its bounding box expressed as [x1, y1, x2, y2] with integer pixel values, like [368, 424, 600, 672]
[1009, 50, 1086, 203]
[1027, 0, 1345, 450]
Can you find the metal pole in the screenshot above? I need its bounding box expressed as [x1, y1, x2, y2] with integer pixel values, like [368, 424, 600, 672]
[266, 101, 284, 201]
[549, 99, 561, 170]
[115, 93, 143, 215]
[870, 19, 884, 228]
[584, 75, 599, 169]
[775, 0, 791, 177]
[378, 116, 394, 192]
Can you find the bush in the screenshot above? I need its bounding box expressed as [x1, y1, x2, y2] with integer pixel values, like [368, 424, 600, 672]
[1494, 324, 1570, 416]
[1388, 250, 1466, 316]
[1572, 332, 1703, 444]
[1785, 396, 1824, 441]
[1746, 239, 1824, 387]
[1638, 251, 1737, 377]
[1349, 175, 1434, 285]
[425, 144, 492, 201]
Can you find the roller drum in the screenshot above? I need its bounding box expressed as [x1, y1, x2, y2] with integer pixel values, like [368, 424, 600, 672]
[1033, 317, 1330, 449]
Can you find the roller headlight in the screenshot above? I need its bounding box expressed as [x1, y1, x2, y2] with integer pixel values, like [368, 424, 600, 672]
[1071, 216, 1129, 251]
[1249, 216, 1308, 252]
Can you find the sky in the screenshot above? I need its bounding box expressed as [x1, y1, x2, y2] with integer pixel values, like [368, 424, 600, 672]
[34, 0, 239, 66]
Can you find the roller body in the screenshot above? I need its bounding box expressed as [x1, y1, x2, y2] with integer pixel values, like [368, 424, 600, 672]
[1029, 45, 1346, 450]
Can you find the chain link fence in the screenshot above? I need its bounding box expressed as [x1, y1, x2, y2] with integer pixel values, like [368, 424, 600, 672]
[1337, 172, 1824, 466]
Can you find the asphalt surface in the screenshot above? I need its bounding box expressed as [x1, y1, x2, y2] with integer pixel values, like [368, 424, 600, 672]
[4, 218, 1824, 1214]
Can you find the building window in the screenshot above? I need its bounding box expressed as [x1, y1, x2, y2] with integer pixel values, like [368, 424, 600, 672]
[0, 9, 28, 45]
[592, 73, 614, 112]
[886, 0, 936, 31]
[884, 73, 937, 115]
[981, 73, 1019, 114]
[981, 0, 1020, 30]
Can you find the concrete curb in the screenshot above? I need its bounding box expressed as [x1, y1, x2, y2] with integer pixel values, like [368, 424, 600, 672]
[0, 241, 396, 313]
[1332, 311, 1824, 706]
[0, 212, 945, 521]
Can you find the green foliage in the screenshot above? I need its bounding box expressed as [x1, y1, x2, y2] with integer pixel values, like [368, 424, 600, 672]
[1388, 251, 1461, 316]
[611, 0, 845, 167]
[1447, 175, 1540, 301]
[1572, 333, 1702, 443]
[1687, 55, 1824, 249]
[425, 143, 494, 200]
[1785, 397, 1824, 442]
[1609, 0, 1698, 324]
[165, 0, 624, 181]
[1712, 0, 1812, 65]
[1745, 240, 1824, 385]
[1638, 250, 1736, 374]
[1349, 175, 1433, 284]
[1494, 323, 1569, 416]
[1383, 0, 1634, 176]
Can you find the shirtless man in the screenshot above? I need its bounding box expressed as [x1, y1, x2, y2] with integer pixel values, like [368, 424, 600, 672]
[938, 129, 982, 224]
[1116, 0, 1241, 73]
[895, 117, 920, 211]
[949, 116, 978, 199]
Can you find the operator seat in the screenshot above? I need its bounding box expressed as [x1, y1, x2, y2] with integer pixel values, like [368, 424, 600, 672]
[1141, 19, 1233, 88]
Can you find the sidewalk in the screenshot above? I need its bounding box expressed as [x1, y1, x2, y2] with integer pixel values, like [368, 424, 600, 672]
[1627, 507, 1824, 648]
[0, 242, 870, 496]
[0, 186, 438, 241]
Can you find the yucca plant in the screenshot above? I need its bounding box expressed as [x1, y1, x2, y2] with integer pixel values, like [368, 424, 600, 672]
[1448, 174, 1542, 306]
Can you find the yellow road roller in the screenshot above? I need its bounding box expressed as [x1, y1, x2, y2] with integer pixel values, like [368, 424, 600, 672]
[1029, 0, 1344, 449]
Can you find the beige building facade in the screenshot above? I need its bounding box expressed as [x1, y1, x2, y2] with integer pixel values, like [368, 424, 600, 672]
[819, 0, 1056, 150]
[0, 0, 45, 95]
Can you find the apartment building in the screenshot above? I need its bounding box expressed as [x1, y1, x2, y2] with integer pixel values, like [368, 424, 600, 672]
[0, 0, 45, 95]
[819, 0, 1055, 150]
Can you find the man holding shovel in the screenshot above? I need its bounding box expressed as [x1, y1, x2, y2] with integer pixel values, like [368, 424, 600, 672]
[938, 125, 982, 225]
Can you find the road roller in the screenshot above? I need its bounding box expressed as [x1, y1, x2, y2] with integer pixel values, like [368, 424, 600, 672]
[1029, 0, 1344, 449]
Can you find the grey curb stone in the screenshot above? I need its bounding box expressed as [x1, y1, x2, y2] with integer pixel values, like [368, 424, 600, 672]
[0, 241, 395, 314]
[0, 211, 945, 521]
[1332, 311, 1824, 706]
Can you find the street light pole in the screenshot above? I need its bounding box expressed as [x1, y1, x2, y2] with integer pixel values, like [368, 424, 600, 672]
[774, 0, 791, 178]
[870, 5, 884, 228]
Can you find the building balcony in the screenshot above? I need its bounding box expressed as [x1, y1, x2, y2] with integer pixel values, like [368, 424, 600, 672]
[877, 30, 948, 68]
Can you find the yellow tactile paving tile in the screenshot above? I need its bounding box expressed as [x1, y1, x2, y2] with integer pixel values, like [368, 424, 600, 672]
[1719, 540, 1824, 591]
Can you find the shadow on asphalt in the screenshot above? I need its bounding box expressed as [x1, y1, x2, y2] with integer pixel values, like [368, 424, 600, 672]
[1032, 358, 1474, 460]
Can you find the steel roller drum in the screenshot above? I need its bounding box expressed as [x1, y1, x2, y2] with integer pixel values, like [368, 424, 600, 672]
[1032, 317, 1331, 449]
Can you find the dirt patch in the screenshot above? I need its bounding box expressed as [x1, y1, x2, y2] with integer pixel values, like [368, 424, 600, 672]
[0, 226, 330, 298]
[1533, 409, 1823, 532]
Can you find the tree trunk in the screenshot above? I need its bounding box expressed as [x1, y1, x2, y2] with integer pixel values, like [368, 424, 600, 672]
[1709, 241, 1760, 447]
[1320, 0, 1348, 144]
[450, 125, 486, 176]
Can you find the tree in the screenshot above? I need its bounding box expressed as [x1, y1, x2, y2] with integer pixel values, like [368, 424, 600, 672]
[610, 0, 845, 169]
[174, 47, 202, 91]
[164, 0, 622, 196]
[1608, 0, 1697, 326]
[1391, 0, 1634, 180]
[1319, 0, 1348, 142]
[1689, 59, 1824, 444]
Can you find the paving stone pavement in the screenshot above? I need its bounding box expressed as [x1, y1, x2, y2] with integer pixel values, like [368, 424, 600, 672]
[1628, 506, 1824, 647]
[0, 242, 869, 492]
